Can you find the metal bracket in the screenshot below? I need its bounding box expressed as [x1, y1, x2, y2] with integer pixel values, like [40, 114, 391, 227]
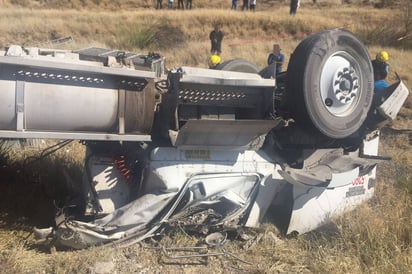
[118, 89, 126, 134]
[15, 80, 25, 131]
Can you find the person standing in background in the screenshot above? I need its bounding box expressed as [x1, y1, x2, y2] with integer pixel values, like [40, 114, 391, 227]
[156, 0, 163, 9]
[290, 0, 299, 15]
[210, 24, 224, 54]
[232, 0, 238, 10]
[267, 44, 285, 75]
[168, 0, 174, 9]
[249, 0, 256, 11]
[242, 0, 248, 10]
[186, 0, 192, 9]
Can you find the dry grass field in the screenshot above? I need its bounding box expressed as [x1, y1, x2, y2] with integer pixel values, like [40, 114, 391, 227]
[0, 0, 411, 273]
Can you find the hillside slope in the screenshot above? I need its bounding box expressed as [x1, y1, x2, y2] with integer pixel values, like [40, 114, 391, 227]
[0, 0, 377, 9]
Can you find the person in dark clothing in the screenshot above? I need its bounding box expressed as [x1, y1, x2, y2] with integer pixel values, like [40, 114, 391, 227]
[186, 0, 192, 9]
[178, 0, 184, 9]
[156, 0, 162, 9]
[210, 25, 224, 54]
[290, 0, 299, 15]
[242, 0, 248, 10]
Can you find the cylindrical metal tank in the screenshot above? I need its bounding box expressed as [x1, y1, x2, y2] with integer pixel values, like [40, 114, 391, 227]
[0, 56, 159, 138]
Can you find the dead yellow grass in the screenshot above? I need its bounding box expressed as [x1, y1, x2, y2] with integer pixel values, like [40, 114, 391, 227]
[0, 6, 409, 70]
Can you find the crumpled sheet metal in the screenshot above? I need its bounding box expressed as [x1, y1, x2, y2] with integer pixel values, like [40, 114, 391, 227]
[48, 172, 266, 249]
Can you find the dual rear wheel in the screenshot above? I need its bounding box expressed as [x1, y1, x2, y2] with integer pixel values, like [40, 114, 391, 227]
[219, 29, 374, 139]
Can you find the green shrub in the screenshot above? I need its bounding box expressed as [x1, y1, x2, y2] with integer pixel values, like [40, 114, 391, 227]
[127, 28, 158, 49]
[119, 24, 186, 51]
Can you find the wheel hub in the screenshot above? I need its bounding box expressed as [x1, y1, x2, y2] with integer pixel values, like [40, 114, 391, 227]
[320, 53, 361, 117]
[333, 67, 359, 104]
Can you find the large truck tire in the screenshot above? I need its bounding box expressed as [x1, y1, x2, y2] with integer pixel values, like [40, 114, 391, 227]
[215, 58, 260, 73]
[286, 29, 374, 139]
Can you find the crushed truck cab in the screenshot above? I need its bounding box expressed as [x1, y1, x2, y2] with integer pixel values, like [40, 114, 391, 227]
[0, 29, 409, 249]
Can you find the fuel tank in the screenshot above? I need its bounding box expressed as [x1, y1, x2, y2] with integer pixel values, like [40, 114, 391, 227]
[0, 46, 161, 141]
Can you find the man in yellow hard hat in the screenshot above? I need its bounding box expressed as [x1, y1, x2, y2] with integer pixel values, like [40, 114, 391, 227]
[376, 50, 389, 63]
[209, 54, 222, 69]
[372, 50, 389, 92]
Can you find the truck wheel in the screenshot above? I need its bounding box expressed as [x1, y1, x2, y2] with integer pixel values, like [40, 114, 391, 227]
[215, 58, 260, 73]
[286, 29, 374, 138]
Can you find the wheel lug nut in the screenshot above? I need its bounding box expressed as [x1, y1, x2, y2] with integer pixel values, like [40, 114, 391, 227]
[325, 98, 333, 106]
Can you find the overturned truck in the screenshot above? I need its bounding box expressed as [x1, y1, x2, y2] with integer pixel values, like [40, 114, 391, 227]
[0, 29, 409, 249]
